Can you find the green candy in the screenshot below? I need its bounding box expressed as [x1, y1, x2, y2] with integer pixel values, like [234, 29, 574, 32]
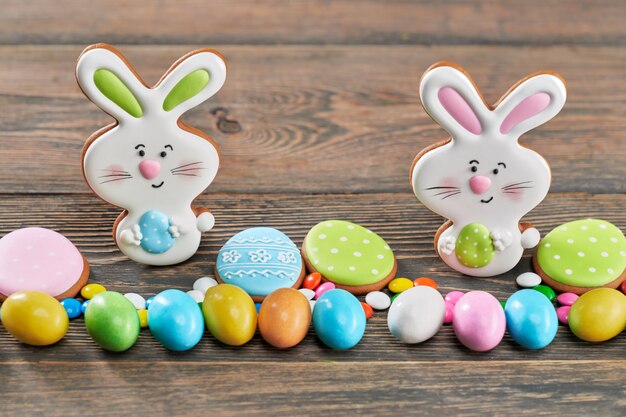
[85, 291, 140, 352]
[536, 219, 626, 287]
[455, 223, 494, 268]
[500, 301, 506, 309]
[533, 285, 556, 302]
[391, 293, 399, 303]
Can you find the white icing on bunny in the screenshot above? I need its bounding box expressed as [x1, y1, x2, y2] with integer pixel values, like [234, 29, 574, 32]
[411, 63, 566, 276]
[76, 45, 227, 265]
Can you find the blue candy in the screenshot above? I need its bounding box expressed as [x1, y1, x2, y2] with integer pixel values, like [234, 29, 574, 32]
[313, 289, 366, 350]
[81, 299, 90, 314]
[148, 289, 204, 351]
[146, 296, 155, 309]
[139, 210, 175, 254]
[61, 298, 82, 319]
[505, 289, 558, 349]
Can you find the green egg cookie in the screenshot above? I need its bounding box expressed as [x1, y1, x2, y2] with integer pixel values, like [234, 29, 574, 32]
[533, 219, 626, 295]
[455, 223, 495, 268]
[302, 220, 397, 294]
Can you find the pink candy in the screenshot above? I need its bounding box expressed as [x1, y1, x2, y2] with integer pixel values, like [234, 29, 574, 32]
[556, 306, 571, 325]
[444, 291, 464, 305]
[314, 282, 336, 300]
[443, 302, 454, 324]
[556, 292, 578, 306]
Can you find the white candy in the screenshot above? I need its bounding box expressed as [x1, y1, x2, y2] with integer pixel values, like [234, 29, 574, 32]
[193, 277, 218, 294]
[309, 300, 316, 312]
[186, 290, 205, 303]
[299, 288, 315, 300]
[387, 286, 445, 344]
[124, 293, 146, 310]
[365, 291, 391, 310]
[516, 272, 542, 288]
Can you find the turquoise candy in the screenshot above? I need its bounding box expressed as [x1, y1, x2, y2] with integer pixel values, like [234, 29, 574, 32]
[139, 210, 175, 254]
[455, 223, 494, 268]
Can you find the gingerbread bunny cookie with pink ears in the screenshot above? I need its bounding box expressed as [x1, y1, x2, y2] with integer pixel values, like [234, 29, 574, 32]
[411, 62, 566, 277]
[76, 44, 227, 265]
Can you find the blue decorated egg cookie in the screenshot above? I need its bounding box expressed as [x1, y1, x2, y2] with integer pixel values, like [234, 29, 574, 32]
[215, 228, 305, 300]
[139, 210, 175, 254]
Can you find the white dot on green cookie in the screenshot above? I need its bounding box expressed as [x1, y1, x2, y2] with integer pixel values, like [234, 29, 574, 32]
[319, 234, 327, 239]
[608, 268, 615, 274]
[601, 252, 609, 257]
[349, 266, 356, 271]
[561, 226, 568, 231]
[544, 242, 551, 247]
[577, 252, 585, 257]
[483, 248, 488, 252]
[366, 230, 373, 234]
[330, 248, 339, 254]
[621, 251, 626, 257]
[567, 239, 574, 244]
[377, 254, 384, 259]
[354, 252, 362, 257]
[599, 223, 607, 229]
[327, 266, 334, 271]
[465, 236, 469, 240]
[340, 237, 348, 242]
[589, 237, 597, 243]
[371, 269, 378, 275]
[581, 225, 588, 230]
[565, 269, 573, 275]
[554, 255, 560, 260]
[473, 242, 478, 246]
[589, 267, 596, 273]
[313, 247, 319, 252]
[610, 237, 618, 243]
[474, 228, 479, 233]
[463, 250, 467, 254]
[325, 222, 333, 227]
[384, 245, 390, 250]
[347, 225, 354, 230]
[363, 239, 370, 244]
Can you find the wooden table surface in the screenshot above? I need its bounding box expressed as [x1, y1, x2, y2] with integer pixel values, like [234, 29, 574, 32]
[1, 1, 625, 415]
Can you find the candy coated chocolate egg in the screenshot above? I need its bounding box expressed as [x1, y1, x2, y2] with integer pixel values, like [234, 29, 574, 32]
[505, 289, 558, 349]
[84, 291, 139, 352]
[303, 272, 322, 290]
[193, 277, 217, 294]
[313, 289, 365, 350]
[137, 309, 148, 328]
[81, 299, 90, 313]
[361, 302, 374, 319]
[258, 288, 311, 349]
[568, 288, 626, 342]
[388, 277, 413, 293]
[1, 291, 68, 346]
[186, 290, 204, 303]
[444, 291, 464, 305]
[516, 272, 542, 288]
[453, 291, 505, 351]
[203, 284, 257, 346]
[61, 298, 82, 319]
[455, 223, 494, 268]
[556, 292, 578, 306]
[387, 286, 445, 344]
[365, 291, 390, 310]
[81, 283, 106, 300]
[443, 302, 454, 324]
[148, 289, 204, 351]
[556, 306, 570, 325]
[621, 280, 626, 294]
[532, 285, 556, 302]
[298, 288, 315, 300]
[314, 282, 335, 299]
[124, 292, 146, 309]
[413, 277, 438, 289]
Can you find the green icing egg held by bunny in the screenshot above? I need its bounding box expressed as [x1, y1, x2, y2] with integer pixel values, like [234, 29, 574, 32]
[455, 223, 495, 268]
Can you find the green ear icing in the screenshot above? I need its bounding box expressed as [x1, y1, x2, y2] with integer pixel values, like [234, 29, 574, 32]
[162, 69, 210, 112]
[93, 69, 143, 118]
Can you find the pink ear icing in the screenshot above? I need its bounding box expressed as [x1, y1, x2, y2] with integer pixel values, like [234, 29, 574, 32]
[438, 87, 482, 135]
[500, 92, 551, 134]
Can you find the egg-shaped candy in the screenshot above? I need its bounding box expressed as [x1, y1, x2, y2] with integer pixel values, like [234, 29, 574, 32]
[1, 291, 68, 346]
[203, 284, 257, 346]
[453, 291, 505, 351]
[148, 289, 204, 351]
[387, 286, 445, 344]
[258, 288, 311, 349]
[568, 288, 626, 342]
[505, 289, 558, 349]
[85, 291, 140, 352]
[313, 289, 365, 350]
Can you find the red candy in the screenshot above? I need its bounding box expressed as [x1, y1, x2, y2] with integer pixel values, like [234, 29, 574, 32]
[361, 302, 374, 319]
[302, 272, 322, 290]
[413, 277, 438, 290]
[621, 280, 626, 295]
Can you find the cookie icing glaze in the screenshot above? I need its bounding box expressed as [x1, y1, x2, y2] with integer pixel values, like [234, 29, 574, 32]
[0, 228, 89, 300]
[76, 44, 227, 265]
[215, 228, 305, 298]
[411, 62, 566, 277]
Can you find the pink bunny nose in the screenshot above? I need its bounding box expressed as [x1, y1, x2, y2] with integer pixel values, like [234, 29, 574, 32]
[469, 175, 492, 194]
[139, 160, 161, 179]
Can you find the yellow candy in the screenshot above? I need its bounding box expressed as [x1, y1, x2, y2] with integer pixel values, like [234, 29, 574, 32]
[388, 277, 414, 294]
[81, 283, 106, 300]
[137, 309, 148, 328]
[202, 284, 257, 346]
[1, 291, 68, 346]
[568, 288, 626, 342]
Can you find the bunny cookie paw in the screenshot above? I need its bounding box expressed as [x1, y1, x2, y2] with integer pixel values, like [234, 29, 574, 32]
[438, 235, 457, 255]
[197, 212, 215, 233]
[120, 225, 143, 246]
[168, 216, 185, 238]
[491, 229, 513, 252]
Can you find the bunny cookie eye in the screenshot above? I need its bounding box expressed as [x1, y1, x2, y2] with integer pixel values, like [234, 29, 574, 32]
[493, 162, 506, 175]
[135, 144, 146, 157]
[160, 145, 173, 158]
[469, 160, 479, 173]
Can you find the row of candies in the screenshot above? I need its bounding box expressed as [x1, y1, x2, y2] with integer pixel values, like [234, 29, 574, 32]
[2, 271, 625, 352]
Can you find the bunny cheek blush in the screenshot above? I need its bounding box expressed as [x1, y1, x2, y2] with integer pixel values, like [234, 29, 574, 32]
[76, 44, 227, 265]
[411, 62, 567, 277]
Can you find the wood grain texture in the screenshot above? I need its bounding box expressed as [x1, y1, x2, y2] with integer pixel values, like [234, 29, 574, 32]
[1, 0, 625, 46]
[0, 45, 625, 194]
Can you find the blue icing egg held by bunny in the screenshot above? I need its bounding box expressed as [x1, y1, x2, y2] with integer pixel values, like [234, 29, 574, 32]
[139, 210, 175, 254]
[216, 228, 305, 298]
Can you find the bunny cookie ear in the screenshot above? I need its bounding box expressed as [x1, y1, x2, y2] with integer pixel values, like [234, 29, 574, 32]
[76, 45, 146, 121]
[156, 49, 227, 117]
[419, 63, 490, 139]
[494, 72, 566, 139]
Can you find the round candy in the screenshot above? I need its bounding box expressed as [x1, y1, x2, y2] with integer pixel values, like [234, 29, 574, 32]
[81, 283, 106, 300]
[81, 299, 90, 313]
[556, 306, 570, 325]
[298, 288, 315, 300]
[444, 291, 464, 305]
[516, 272, 542, 288]
[148, 289, 204, 351]
[361, 302, 374, 319]
[193, 277, 218, 294]
[388, 278, 413, 294]
[443, 302, 454, 324]
[216, 227, 304, 300]
[455, 223, 494, 268]
[387, 286, 445, 344]
[621, 280, 626, 294]
[314, 282, 335, 299]
[146, 296, 154, 309]
[255, 303, 262, 313]
[505, 289, 558, 349]
[61, 298, 82, 319]
[313, 289, 365, 350]
[186, 290, 205, 303]
[124, 292, 146, 309]
[453, 291, 505, 351]
[1, 291, 68, 346]
[309, 300, 316, 312]
[203, 284, 257, 346]
[413, 277, 438, 289]
[258, 288, 311, 349]
[137, 309, 148, 328]
[568, 288, 626, 342]
[302, 272, 322, 290]
[556, 292, 579, 306]
[532, 285, 556, 302]
[84, 291, 139, 352]
[391, 293, 399, 303]
[303, 220, 396, 293]
[0, 227, 89, 300]
[365, 291, 391, 310]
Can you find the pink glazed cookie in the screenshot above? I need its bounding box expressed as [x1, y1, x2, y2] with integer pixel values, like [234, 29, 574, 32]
[0, 228, 89, 301]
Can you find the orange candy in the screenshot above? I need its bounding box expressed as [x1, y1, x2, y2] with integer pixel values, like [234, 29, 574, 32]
[413, 277, 438, 290]
[360, 302, 374, 319]
[302, 272, 322, 290]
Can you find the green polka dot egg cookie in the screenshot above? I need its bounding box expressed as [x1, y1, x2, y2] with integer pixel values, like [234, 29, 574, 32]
[533, 219, 626, 295]
[302, 220, 397, 294]
[455, 223, 495, 268]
